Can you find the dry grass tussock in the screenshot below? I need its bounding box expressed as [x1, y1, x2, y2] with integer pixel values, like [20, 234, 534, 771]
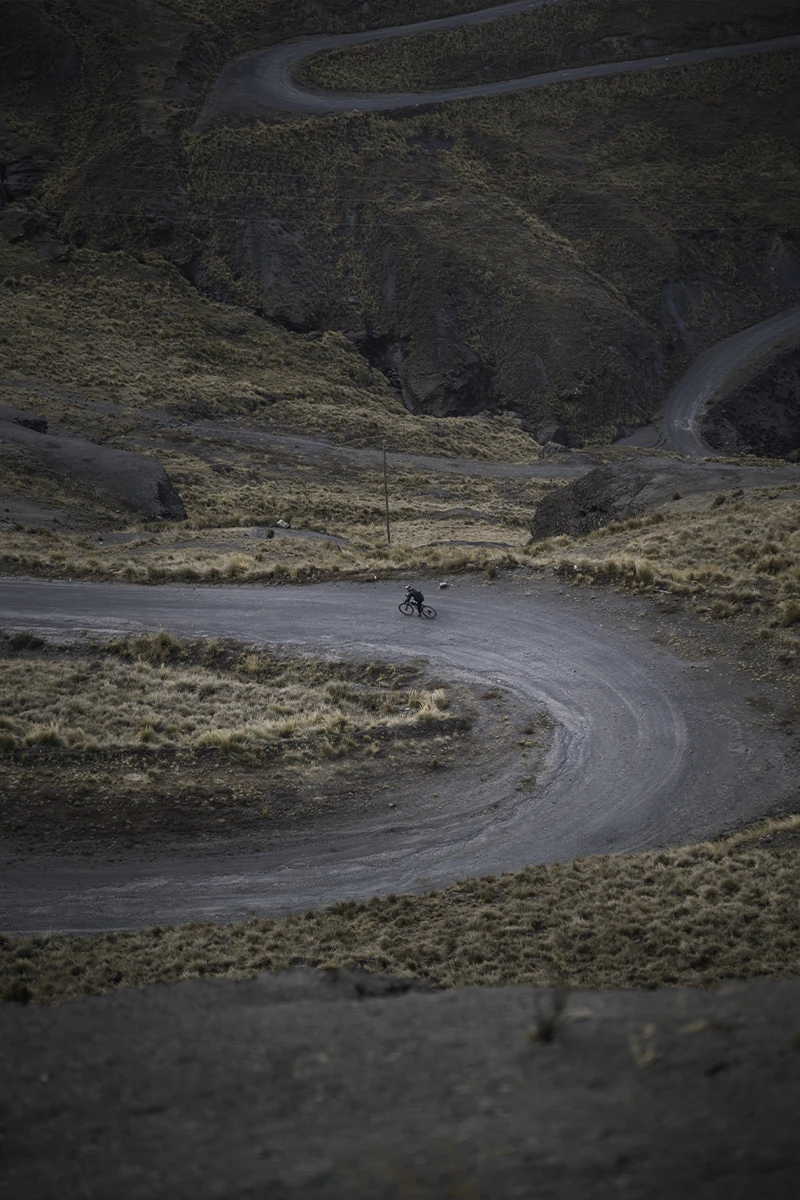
[0, 525, 533, 586]
[0, 449, 547, 581]
[302, 0, 800, 93]
[3, 816, 799, 1006]
[529, 486, 800, 664]
[0, 632, 452, 757]
[145, 453, 545, 539]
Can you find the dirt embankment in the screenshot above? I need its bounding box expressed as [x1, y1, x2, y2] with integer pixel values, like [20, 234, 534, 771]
[2, 972, 799, 1198]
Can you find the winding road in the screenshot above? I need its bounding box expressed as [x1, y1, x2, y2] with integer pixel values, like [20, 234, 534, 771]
[664, 307, 800, 457]
[2, 5, 800, 934]
[1, 576, 797, 933]
[197, 0, 800, 124]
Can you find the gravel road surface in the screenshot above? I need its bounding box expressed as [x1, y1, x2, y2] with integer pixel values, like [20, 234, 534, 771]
[1, 575, 796, 933]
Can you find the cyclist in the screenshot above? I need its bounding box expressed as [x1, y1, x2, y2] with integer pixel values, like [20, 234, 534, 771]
[404, 584, 425, 616]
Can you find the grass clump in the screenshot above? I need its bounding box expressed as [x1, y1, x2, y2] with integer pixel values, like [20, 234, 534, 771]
[531, 484, 800, 660]
[0, 631, 485, 851]
[3, 816, 799, 1005]
[0, 633, 455, 755]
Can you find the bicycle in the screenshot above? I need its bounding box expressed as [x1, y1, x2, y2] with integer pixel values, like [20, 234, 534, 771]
[398, 600, 436, 618]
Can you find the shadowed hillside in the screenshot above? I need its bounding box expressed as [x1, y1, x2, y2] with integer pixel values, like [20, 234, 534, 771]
[2, 0, 799, 443]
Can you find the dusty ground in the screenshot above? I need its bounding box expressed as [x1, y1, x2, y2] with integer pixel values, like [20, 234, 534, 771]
[1, 972, 799, 1199]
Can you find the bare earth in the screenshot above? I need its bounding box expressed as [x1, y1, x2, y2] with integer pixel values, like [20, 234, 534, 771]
[2, 970, 798, 1199]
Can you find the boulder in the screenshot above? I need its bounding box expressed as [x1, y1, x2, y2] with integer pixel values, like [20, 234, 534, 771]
[0, 207, 39, 244]
[0, 420, 186, 520]
[536, 422, 570, 447]
[32, 236, 71, 262]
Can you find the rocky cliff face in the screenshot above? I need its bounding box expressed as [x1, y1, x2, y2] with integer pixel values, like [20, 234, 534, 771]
[703, 347, 800, 459]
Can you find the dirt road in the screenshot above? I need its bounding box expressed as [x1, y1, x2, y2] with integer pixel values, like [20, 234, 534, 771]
[197, 2, 800, 125]
[1, 575, 796, 932]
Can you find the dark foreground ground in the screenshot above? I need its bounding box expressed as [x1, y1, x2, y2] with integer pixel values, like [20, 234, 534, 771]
[1, 970, 798, 1199]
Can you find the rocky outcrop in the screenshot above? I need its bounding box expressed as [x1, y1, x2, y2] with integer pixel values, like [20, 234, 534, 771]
[0, 418, 186, 520]
[703, 346, 800, 460]
[529, 456, 800, 540]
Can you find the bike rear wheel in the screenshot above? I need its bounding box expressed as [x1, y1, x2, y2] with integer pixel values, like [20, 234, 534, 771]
[421, 605, 436, 619]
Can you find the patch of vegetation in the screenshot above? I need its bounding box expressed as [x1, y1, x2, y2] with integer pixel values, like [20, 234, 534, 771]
[529, 484, 800, 664]
[0, 524, 531, 585]
[0, 242, 538, 459]
[0, 632, 480, 850]
[3, 815, 798, 1005]
[0, 631, 454, 754]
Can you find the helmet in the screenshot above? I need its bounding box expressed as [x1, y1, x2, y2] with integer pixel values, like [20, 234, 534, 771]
[404, 584, 411, 590]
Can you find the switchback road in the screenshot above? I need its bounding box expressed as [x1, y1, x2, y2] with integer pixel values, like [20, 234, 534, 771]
[1, 576, 796, 932]
[197, 1, 800, 124]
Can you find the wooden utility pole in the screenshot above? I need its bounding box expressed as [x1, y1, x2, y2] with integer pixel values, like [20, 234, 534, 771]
[383, 443, 391, 544]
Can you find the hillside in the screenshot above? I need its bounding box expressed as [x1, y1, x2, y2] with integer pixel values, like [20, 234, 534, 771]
[2, 0, 799, 444]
